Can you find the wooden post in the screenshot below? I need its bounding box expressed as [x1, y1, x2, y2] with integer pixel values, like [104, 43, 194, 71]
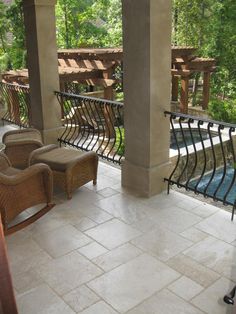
[0, 215, 18, 314]
[103, 67, 115, 138]
[203, 71, 210, 110]
[180, 76, 189, 114]
[172, 75, 179, 101]
[9, 89, 21, 125]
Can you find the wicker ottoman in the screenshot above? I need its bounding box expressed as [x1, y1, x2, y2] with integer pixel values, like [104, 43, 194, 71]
[29, 144, 98, 199]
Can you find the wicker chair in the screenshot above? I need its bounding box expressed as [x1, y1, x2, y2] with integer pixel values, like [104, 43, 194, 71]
[0, 153, 54, 235]
[2, 128, 43, 169]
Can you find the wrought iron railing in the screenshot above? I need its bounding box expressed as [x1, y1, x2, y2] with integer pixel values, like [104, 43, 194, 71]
[55, 91, 124, 164]
[0, 82, 31, 127]
[165, 111, 236, 220]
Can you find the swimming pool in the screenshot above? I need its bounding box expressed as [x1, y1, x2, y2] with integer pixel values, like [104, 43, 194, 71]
[170, 129, 217, 150]
[189, 166, 236, 205]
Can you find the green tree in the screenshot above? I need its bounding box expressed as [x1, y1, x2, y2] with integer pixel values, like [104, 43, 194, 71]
[173, 0, 236, 99]
[0, 0, 10, 71]
[6, 0, 26, 69]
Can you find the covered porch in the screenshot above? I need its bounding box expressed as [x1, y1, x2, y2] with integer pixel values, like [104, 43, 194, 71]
[1, 119, 235, 314]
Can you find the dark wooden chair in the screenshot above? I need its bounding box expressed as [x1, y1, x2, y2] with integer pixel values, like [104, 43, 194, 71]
[0, 215, 18, 313]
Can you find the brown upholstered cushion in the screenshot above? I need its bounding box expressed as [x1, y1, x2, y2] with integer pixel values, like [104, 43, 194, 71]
[32, 147, 86, 172]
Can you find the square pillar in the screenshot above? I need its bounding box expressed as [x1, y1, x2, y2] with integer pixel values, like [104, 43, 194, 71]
[121, 0, 172, 197]
[23, 0, 62, 144]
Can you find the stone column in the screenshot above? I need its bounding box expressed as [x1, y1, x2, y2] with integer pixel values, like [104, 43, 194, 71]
[121, 0, 172, 197]
[23, 0, 61, 144]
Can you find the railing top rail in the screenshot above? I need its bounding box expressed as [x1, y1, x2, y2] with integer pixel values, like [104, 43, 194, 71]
[0, 81, 29, 89]
[55, 90, 124, 107]
[164, 110, 236, 129]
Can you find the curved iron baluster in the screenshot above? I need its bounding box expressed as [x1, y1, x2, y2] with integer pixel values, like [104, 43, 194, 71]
[70, 97, 82, 148]
[113, 105, 125, 164]
[186, 117, 198, 188]
[63, 96, 76, 146]
[194, 120, 207, 193]
[85, 98, 98, 150]
[93, 99, 106, 154]
[213, 124, 227, 200]
[56, 94, 70, 146]
[223, 127, 236, 220]
[79, 98, 94, 150]
[105, 104, 117, 162]
[224, 285, 236, 305]
[203, 122, 217, 198]
[99, 101, 112, 158]
[168, 114, 181, 188]
[177, 116, 190, 187]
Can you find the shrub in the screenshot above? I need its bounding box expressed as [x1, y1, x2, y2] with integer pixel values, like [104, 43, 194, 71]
[115, 127, 125, 156]
[208, 98, 236, 124]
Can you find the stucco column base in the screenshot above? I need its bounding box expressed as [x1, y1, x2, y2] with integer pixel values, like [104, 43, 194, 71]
[41, 126, 64, 145]
[121, 160, 171, 197]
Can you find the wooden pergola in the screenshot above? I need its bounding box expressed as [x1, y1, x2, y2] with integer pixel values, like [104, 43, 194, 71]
[2, 47, 215, 113]
[171, 47, 216, 113]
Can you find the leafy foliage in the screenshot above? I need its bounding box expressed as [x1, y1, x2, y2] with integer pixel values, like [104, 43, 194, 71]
[6, 0, 26, 69]
[173, 0, 236, 100]
[208, 98, 236, 124]
[55, 0, 122, 48]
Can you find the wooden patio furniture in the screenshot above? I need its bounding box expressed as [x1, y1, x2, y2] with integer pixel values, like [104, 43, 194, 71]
[29, 144, 98, 199]
[0, 153, 54, 235]
[0, 215, 18, 313]
[2, 128, 43, 169]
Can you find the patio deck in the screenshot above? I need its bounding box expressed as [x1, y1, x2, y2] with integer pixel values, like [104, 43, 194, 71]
[1, 124, 236, 314]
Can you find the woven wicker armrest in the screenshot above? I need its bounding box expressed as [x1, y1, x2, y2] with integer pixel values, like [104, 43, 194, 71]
[2, 128, 42, 143]
[0, 163, 52, 187]
[4, 139, 43, 146]
[0, 153, 11, 169]
[28, 144, 58, 166]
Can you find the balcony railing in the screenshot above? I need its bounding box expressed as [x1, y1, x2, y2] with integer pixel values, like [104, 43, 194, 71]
[55, 91, 124, 164]
[165, 111, 236, 220]
[0, 82, 31, 127]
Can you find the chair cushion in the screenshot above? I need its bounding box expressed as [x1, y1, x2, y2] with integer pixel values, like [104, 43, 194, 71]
[32, 147, 86, 172]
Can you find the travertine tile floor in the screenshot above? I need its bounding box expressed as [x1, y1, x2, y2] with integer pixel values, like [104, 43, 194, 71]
[1, 124, 236, 313]
[5, 162, 236, 314]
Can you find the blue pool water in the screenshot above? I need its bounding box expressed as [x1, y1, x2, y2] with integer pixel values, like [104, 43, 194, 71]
[189, 167, 236, 205]
[170, 129, 215, 150]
